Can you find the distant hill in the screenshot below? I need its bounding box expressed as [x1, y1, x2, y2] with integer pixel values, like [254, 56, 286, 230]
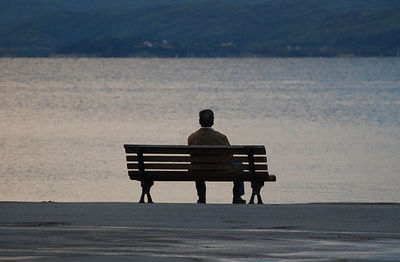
[1, 0, 399, 57]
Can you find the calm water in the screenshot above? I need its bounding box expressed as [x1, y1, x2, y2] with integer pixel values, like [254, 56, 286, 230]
[1, 58, 399, 203]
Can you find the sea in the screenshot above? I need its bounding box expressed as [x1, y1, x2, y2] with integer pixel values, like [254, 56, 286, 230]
[1, 57, 399, 204]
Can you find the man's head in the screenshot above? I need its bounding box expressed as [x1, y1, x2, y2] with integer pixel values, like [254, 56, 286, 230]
[199, 109, 214, 127]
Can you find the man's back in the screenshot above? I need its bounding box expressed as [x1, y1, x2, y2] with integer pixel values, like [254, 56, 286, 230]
[188, 127, 230, 146]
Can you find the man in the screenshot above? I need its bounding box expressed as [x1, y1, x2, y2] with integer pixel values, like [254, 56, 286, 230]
[188, 109, 246, 204]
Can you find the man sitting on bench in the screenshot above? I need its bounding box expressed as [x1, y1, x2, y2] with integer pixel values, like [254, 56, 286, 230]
[188, 109, 246, 204]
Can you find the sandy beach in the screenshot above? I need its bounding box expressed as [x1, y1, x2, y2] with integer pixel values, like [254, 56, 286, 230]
[0, 202, 399, 261]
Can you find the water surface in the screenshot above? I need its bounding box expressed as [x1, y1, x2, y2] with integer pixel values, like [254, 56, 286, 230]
[1, 58, 399, 203]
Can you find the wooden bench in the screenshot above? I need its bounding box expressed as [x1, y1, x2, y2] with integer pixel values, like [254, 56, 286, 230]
[124, 144, 276, 204]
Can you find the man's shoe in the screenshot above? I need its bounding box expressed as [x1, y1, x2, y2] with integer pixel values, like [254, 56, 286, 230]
[232, 197, 246, 204]
[197, 199, 206, 204]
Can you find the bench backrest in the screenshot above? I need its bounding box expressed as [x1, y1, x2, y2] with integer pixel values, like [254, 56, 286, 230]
[124, 144, 273, 182]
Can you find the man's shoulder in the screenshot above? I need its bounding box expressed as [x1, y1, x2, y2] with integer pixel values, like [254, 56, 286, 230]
[212, 130, 228, 139]
[188, 128, 206, 141]
[188, 128, 203, 138]
[208, 129, 230, 145]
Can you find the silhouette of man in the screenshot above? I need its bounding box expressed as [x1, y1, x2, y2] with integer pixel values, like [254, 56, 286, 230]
[188, 109, 246, 204]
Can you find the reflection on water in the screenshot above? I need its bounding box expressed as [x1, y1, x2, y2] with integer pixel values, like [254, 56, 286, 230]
[0, 58, 399, 203]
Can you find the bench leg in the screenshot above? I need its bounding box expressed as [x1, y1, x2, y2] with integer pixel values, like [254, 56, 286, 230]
[140, 180, 154, 203]
[249, 181, 264, 204]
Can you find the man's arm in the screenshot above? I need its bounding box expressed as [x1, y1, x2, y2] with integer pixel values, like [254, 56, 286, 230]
[222, 134, 230, 146]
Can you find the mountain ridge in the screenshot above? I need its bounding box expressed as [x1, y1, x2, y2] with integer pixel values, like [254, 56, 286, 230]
[1, 0, 399, 57]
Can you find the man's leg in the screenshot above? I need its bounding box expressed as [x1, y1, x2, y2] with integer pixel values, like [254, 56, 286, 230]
[196, 180, 206, 203]
[233, 181, 246, 204]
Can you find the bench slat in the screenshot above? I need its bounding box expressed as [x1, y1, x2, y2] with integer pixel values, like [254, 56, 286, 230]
[127, 155, 190, 162]
[126, 155, 267, 163]
[124, 144, 266, 155]
[128, 170, 275, 182]
[127, 163, 268, 171]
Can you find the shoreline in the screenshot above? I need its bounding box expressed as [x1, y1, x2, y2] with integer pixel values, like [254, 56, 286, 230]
[3, 200, 399, 204]
[1, 202, 399, 261]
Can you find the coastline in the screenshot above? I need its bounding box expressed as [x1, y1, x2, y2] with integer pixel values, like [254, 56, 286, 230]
[1, 202, 399, 261]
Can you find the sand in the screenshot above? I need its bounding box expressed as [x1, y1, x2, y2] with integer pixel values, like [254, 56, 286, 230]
[0, 202, 399, 261]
